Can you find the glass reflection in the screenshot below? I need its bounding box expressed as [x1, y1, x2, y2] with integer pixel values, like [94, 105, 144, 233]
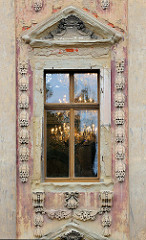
[46, 110, 70, 177]
[75, 110, 98, 177]
[74, 74, 97, 103]
[46, 74, 69, 103]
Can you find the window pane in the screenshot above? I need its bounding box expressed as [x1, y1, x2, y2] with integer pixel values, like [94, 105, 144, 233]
[46, 110, 70, 177]
[46, 74, 69, 103]
[74, 73, 98, 103]
[74, 110, 98, 177]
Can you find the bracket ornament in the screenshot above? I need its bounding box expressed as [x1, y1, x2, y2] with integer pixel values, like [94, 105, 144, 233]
[64, 192, 79, 209]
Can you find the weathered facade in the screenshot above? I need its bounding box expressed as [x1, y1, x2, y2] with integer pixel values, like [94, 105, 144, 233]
[0, 0, 146, 239]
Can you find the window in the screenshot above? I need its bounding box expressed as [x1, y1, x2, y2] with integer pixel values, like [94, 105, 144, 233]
[44, 70, 100, 181]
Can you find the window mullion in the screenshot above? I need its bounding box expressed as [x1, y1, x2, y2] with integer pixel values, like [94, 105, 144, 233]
[69, 74, 74, 179]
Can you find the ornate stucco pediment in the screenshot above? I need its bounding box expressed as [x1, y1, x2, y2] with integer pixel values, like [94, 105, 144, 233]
[41, 222, 111, 240]
[22, 6, 122, 48]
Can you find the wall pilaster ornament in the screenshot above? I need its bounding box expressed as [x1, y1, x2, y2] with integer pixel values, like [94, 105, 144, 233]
[64, 192, 79, 209]
[19, 93, 29, 109]
[115, 127, 125, 143]
[101, 0, 110, 10]
[19, 146, 29, 161]
[116, 59, 125, 73]
[19, 162, 29, 182]
[115, 110, 125, 125]
[115, 92, 125, 107]
[115, 74, 125, 90]
[99, 190, 113, 237]
[115, 144, 125, 160]
[19, 76, 29, 91]
[32, 190, 45, 238]
[101, 212, 112, 237]
[19, 128, 29, 144]
[19, 110, 29, 127]
[115, 162, 126, 182]
[19, 61, 28, 75]
[33, 0, 43, 12]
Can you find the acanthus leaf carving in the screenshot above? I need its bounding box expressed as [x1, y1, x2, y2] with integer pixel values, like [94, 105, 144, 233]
[19, 128, 29, 144]
[19, 146, 29, 161]
[19, 110, 29, 127]
[19, 162, 29, 182]
[115, 162, 126, 182]
[19, 76, 29, 91]
[19, 61, 28, 75]
[19, 93, 29, 109]
[102, 212, 112, 237]
[74, 209, 98, 222]
[64, 192, 79, 210]
[46, 209, 72, 220]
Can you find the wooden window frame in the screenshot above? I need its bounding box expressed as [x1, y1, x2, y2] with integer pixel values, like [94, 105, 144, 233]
[44, 69, 100, 182]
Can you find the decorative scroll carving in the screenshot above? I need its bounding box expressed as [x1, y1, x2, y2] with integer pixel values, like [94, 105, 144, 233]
[115, 110, 125, 125]
[33, 0, 43, 12]
[115, 127, 125, 143]
[32, 190, 45, 238]
[102, 213, 112, 237]
[115, 74, 125, 90]
[116, 60, 125, 73]
[19, 93, 29, 109]
[19, 162, 29, 182]
[44, 15, 99, 40]
[64, 192, 79, 209]
[46, 210, 72, 220]
[101, 0, 110, 10]
[19, 129, 29, 144]
[115, 92, 125, 107]
[74, 209, 98, 222]
[115, 144, 125, 160]
[99, 191, 113, 214]
[19, 110, 29, 127]
[60, 230, 84, 240]
[115, 162, 126, 182]
[19, 146, 29, 161]
[19, 61, 28, 75]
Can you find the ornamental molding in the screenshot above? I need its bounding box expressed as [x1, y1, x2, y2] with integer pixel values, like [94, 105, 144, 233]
[19, 61, 28, 75]
[115, 162, 126, 182]
[74, 209, 98, 222]
[64, 192, 79, 209]
[19, 110, 29, 127]
[101, 213, 112, 237]
[115, 110, 125, 125]
[22, 6, 122, 48]
[115, 92, 125, 108]
[60, 230, 85, 240]
[19, 76, 29, 91]
[33, 0, 43, 12]
[46, 209, 72, 220]
[19, 162, 29, 182]
[116, 60, 125, 73]
[115, 74, 125, 90]
[19, 146, 29, 161]
[115, 127, 125, 143]
[19, 93, 29, 109]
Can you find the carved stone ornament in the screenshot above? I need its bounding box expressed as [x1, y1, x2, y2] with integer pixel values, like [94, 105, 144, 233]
[19, 61, 28, 75]
[64, 192, 79, 209]
[46, 210, 72, 220]
[19, 162, 29, 183]
[115, 110, 125, 125]
[115, 162, 126, 182]
[33, 0, 43, 12]
[99, 191, 113, 214]
[32, 190, 45, 238]
[116, 59, 125, 73]
[22, 6, 123, 48]
[101, 0, 110, 10]
[115, 127, 125, 143]
[115, 144, 125, 160]
[19, 110, 29, 127]
[60, 230, 84, 240]
[115, 92, 125, 108]
[74, 209, 98, 222]
[19, 128, 29, 144]
[19, 93, 29, 109]
[19, 146, 29, 161]
[102, 212, 112, 237]
[19, 76, 29, 91]
[115, 74, 125, 90]
[32, 190, 45, 213]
